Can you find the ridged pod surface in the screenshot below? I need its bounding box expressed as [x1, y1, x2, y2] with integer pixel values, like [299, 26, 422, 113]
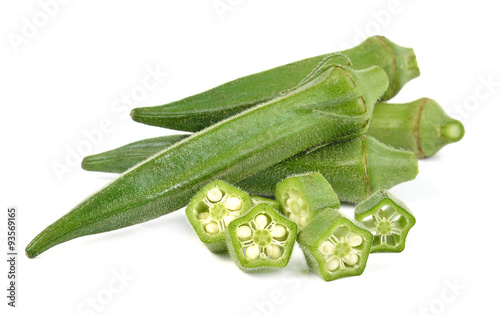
[130, 36, 418, 131]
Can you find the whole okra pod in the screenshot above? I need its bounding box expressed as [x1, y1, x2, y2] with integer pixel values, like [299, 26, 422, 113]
[130, 36, 418, 131]
[367, 98, 465, 158]
[26, 63, 388, 258]
[82, 135, 418, 204]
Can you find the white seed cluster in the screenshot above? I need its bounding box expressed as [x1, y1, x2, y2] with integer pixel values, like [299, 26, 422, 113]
[319, 231, 363, 271]
[236, 214, 287, 261]
[362, 206, 406, 245]
[283, 188, 310, 229]
[196, 187, 244, 236]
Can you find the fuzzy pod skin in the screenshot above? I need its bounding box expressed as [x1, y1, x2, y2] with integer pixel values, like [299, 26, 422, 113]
[82, 135, 417, 204]
[251, 196, 282, 212]
[81, 134, 189, 173]
[185, 180, 252, 253]
[297, 208, 373, 281]
[239, 135, 418, 204]
[226, 204, 297, 272]
[130, 36, 418, 131]
[275, 172, 340, 230]
[354, 190, 415, 253]
[367, 98, 465, 158]
[26, 64, 388, 258]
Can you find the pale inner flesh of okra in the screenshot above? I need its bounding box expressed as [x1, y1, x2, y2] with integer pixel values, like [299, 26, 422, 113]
[235, 213, 289, 261]
[195, 187, 244, 236]
[359, 205, 409, 247]
[318, 226, 364, 271]
[281, 188, 310, 230]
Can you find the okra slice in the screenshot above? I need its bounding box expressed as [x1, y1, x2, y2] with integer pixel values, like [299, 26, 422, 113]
[298, 208, 373, 281]
[226, 204, 297, 272]
[354, 190, 415, 253]
[186, 180, 252, 253]
[251, 196, 282, 212]
[275, 172, 340, 230]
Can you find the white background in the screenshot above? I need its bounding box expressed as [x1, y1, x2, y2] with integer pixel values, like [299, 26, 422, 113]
[1, 1, 499, 314]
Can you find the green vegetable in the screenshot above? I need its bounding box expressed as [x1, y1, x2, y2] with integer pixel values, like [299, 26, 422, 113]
[250, 196, 281, 211]
[81, 134, 188, 173]
[297, 208, 373, 281]
[226, 204, 297, 271]
[239, 135, 417, 204]
[26, 63, 388, 258]
[367, 98, 465, 158]
[130, 36, 418, 131]
[81, 135, 418, 204]
[185, 180, 252, 253]
[354, 190, 415, 253]
[275, 172, 340, 230]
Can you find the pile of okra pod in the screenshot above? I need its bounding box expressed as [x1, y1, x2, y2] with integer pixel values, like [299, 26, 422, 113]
[26, 36, 464, 280]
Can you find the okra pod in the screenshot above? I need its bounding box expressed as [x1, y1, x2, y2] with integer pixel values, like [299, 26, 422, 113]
[275, 172, 340, 230]
[354, 190, 415, 253]
[26, 63, 388, 258]
[239, 135, 417, 204]
[82, 135, 418, 204]
[367, 98, 465, 158]
[226, 204, 297, 271]
[130, 36, 418, 131]
[297, 208, 373, 281]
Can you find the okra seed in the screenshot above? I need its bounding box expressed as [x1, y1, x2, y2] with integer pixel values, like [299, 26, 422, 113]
[205, 223, 219, 235]
[289, 213, 297, 222]
[270, 225, 287, 239]
[348, 234, 363, 247]
[225, 197, 242, 211]
[236, 226, 252, 240]
[197, 212, 209, 220]
[246, 245, 260, 261]
[266, 245, 282, 259]
[326, 258, 340, 271]
[207, 188, 223, 202]
[319, 241, 334, 256]
[255, 214, 268, 229]
[344, 253, 359, 266]
[299, 216, 308, 228]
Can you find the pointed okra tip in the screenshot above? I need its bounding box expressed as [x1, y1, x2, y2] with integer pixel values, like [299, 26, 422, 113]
[226, 204, 297, 272]
[354, 190, 415, 253]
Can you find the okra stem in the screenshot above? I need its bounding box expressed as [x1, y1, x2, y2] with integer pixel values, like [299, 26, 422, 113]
[26, 64, 388, 258]
[367, 98, 465, 158]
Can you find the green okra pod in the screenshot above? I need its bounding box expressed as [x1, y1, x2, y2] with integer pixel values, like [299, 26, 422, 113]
[367, 98, 465, 158]
[82, 135, 418, 204]
[226, 204, 297, 271]
[354, 190, 415, 253]
[297, 208, 373, 281]
[250, 196, 282, 211]
[26, 63, 388, 258]
[275, 172, 340, 230]
[130, 36, 418, 131]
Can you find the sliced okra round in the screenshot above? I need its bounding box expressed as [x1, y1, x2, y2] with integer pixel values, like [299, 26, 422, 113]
[186, 180, 252, 253]
[354, 190, 416, 253]
[275, 172, 340, 230]
[226, 204, 297, 272]
[297, 208, 373, 281]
